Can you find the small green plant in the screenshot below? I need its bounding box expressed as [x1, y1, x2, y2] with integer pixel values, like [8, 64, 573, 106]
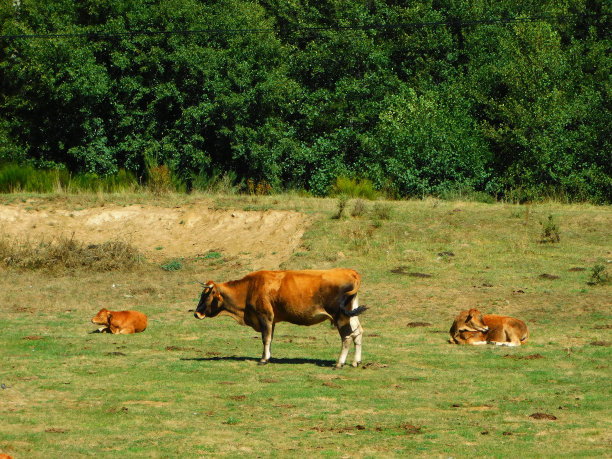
[539, 215, 560, 243]
[203, 251, 222, 259]
[588, 264, 609, 286]
[161, 259, 183, 271]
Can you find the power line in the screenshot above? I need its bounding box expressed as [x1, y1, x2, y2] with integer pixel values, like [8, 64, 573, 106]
[1, 12, 609, 41]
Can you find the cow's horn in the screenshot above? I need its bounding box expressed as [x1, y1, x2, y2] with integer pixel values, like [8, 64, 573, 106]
[201, 281, 214, 289]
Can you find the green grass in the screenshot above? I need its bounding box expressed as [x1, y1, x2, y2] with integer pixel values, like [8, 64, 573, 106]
[1, 195, 611, 457]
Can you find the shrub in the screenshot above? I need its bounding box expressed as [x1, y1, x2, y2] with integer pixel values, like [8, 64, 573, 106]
[333, 195, 349, 219]
[373, 202, 392, 220]
[588, 264, 609, 286]
[539, 215, 560, 243]
[333, 176, 378, 200]
[147, 165, 173, 195]
[351, 199, 366, 217]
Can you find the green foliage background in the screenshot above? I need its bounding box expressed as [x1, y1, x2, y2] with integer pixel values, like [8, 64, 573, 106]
[0, 0, 610, 201]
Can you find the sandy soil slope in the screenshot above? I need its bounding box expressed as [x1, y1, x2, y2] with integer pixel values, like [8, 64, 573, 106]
[0, 200, 310, 269]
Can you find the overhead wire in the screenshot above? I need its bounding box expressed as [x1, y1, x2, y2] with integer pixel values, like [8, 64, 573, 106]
[0, 12, 609, 41]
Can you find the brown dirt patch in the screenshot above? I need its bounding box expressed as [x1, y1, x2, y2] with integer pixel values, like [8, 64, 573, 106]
[529, 413, 557, 420]
[398, 423, 422, 434]
[539, 273, 560, 280]
[503, 354, 544, 360]
[45, 427, 69, 433]
[23, 335, 45, 340]
[361, 362, 388, 370]
[407, 322, 432, 327]
[0, 200, 310, 269]
[590, 341, 611, 347]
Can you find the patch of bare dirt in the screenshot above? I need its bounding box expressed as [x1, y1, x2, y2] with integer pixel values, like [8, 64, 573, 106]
[503, 354, 544, 360]
[361, 362, 388, 370]
[407, 322, 432, 328]
[529, 413, 557, 420]
[23, 335, 45, 340]
[0, 200, 310, 269]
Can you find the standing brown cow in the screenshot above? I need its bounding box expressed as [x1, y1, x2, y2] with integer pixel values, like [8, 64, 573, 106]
[194, 269, 366, 368]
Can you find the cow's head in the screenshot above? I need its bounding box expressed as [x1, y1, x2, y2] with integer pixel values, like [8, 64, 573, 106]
[194, 281, 223, 319]
[462, 308, 489, 333]
[91, 308, 111, 326]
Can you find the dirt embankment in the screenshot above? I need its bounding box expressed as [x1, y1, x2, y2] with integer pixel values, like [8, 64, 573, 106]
[0, 200, 310, 269]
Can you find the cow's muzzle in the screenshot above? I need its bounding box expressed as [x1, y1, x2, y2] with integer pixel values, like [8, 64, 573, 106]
[194, 311, 206, 320]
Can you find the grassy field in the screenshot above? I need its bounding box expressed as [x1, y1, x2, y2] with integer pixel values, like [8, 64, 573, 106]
[1, 194, 611, 458]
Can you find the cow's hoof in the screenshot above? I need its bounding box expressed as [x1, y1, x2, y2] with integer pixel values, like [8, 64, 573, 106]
[258, 360, 268, 366]
[334, 364, 343, 370]
[351, 361, 361, 368]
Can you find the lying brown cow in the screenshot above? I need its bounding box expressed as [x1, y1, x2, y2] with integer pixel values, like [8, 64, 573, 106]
[91, 308, 147, 334]
[194, 269, 367, 368]
[449, 308, 529, 346]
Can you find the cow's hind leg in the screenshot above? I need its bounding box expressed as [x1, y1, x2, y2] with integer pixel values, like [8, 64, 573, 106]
[335, 320, 352, 369]
[335, 316, 363, 369]
[350, 316, 363, 367]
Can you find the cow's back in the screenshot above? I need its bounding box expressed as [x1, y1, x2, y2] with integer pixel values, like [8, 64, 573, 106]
[112, 310, 148, 333]
[249, 269, 360, 324]
[484, 314, 528, 341]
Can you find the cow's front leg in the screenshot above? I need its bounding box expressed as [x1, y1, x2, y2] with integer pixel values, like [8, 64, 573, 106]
[258, 320, 274, 365]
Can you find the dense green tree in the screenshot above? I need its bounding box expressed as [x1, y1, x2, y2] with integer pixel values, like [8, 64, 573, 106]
[0, 0, 610, 201]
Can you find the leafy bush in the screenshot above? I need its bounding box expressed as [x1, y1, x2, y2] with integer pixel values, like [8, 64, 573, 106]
[350, 199, 366, 217]
[539, 215, 561, 244]
[588, 264, 609, 286]
[373, 202, 392, 221]
[333, 177, 378, 200]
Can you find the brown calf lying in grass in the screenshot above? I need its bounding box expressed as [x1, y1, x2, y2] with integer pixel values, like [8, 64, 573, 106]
[449, 308, 529, 346]
[91, 308, 147, 334]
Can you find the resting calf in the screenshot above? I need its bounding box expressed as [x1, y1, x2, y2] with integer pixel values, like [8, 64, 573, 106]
[91, 308, 147, 334]
[449, 308, 529, 346]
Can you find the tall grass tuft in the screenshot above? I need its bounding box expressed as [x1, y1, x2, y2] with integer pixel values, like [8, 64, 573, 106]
[0, 233, 143, 271]
[0, 163, 139, 194]
[333, 176, 378, 200]
[191, 169, 239, 194]
[67, 169, 138, 193]
[0, 163, 68, 192]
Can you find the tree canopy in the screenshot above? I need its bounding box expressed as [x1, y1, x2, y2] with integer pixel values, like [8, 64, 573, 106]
[1, 0, 610, 202]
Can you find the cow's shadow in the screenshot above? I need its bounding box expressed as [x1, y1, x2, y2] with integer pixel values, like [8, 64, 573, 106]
[180, 356, 335, 368]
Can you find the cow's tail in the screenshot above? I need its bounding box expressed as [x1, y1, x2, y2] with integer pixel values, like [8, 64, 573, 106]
[340, 301, 368, 317]
[339, 290, 367, 317]
[339, 272, 366, 317]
